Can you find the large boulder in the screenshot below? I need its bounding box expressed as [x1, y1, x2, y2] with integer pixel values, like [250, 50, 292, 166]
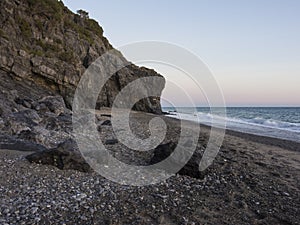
[151, 142, 205, 179]
[0, 134, 47, 152]
[26, 139, 92, 173]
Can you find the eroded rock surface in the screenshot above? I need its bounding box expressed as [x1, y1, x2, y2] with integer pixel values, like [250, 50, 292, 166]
[0, 0, 165, 113]
[0, 0, 166, 170]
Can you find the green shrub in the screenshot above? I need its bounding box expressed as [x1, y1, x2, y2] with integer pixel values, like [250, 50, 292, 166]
[17, 17, 32, 39]
[86, 19, 103, 36]
[27, 0, 64, 21]
[30, 49, 44, 57]
[64, 19, 95, 45]
[77, 9, 89, 19]
[36, 20, 43, 30]
[59, 50, 74, 62]
[27, 0, 39, 7]
[54, 38, 63, 45]
[78, 28, 94, 45]
[36, 39, 60, 52]
[0, 29, 8, 39]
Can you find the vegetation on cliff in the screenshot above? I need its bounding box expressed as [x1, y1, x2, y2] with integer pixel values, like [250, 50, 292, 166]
[0, 0, 164, 112]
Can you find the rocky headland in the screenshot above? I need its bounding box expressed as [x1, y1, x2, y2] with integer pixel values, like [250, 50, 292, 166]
[0, 0, 164, 149]
[0, 0, 299, 224]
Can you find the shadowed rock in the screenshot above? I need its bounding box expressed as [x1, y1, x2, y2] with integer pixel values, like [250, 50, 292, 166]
[0, 135, 47, 152]
[105, 139, 118, 145]
[151, 142, 205, 179]
[100, 114, 112, 117]
[38, 96, 67, 115]
[26, 139, 92, 173]
[101, 120, 112, 126]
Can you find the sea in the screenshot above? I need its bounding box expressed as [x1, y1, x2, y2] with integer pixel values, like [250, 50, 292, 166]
[162, 107, 300, 143]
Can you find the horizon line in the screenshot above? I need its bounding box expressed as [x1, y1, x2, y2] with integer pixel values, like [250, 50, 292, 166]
[161, 105, 300, 108]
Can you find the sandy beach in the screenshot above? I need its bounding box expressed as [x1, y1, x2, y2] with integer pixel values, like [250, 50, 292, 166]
[1, 111, 299, 225]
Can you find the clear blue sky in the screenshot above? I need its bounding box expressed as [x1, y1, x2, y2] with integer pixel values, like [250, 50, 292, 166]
[64, 0, 300, 106]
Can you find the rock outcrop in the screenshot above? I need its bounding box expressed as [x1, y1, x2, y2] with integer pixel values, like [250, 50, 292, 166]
[0, 0, 165, 113]
[0, 70, 73, 148]
[0, 0, 166, 172]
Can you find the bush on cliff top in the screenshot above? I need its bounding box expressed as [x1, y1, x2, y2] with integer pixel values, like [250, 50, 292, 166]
[27, 0, 64, 21]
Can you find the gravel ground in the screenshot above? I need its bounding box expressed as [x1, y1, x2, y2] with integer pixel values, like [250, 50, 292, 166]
[0, 112, 299, 225]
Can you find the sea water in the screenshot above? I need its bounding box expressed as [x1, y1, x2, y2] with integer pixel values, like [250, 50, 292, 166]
[162, 107, 300, 143]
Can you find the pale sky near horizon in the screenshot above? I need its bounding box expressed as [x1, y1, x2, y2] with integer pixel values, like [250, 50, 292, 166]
[64, 0, 300, 107]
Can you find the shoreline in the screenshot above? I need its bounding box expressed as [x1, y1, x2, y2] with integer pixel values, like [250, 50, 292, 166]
[164, 114, 300, 152]
[0, 110, 299, 224]
[163, 108, 300, 144]
[200, 121, 300, 152]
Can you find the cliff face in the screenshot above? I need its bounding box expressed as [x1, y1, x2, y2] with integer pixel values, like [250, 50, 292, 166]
[0, 0, 165, 113]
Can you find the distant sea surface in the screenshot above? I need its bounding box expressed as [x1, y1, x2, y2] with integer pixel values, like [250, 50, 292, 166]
[162, 107, 300, 143]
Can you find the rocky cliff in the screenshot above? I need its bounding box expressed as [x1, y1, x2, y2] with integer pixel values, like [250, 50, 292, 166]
[0, 0, 165, 113]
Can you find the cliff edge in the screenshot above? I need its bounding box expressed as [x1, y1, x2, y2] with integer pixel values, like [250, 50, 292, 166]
[0, 0, 165, 113]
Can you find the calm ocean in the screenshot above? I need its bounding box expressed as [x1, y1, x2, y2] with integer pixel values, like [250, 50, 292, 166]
[162, 107, 300, 143]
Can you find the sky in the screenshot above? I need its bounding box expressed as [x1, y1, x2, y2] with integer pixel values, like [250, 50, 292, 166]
[64, 0, 300, 107]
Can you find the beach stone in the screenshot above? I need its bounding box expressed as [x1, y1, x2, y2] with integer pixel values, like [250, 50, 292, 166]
[101, 120, 112, 126]
[151, 142, 205, 179]
[100, 114, 112, 118]
[26, 139, 92, 172]
[105, 139, 118, 145]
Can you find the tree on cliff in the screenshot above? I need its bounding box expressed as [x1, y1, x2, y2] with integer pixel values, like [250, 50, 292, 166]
[77, 9, 89, 19]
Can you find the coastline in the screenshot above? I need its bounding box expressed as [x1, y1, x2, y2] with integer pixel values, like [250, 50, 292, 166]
[195, 121, 300, 152]
[163, 107, 300, 144]
[0, 111, 299, 224]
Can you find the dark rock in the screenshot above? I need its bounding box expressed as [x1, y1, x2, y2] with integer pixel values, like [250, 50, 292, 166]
[23, 100, 32, 109]
[43, 117, 58, 130]
[101, 120, 112, 126]
[104, 139, 118, 145]
[0, 135, 47, 152]
[5, 109, 41, 135]
[14, 97, 32, 108]
[34, 103, 48, 112]
[42, 113, 72, 131]
[97, 125, 101, 132]
[26, 139, 92, 173]
[18, 130, 38, 142]
[151, 142, 205, 179]
[38, 96, 67, 116]
[0, 70, 75, 146]
[100, 114, 112, 118]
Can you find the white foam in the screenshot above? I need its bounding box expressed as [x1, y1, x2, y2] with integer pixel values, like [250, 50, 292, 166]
[166, 111, 300, 143]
